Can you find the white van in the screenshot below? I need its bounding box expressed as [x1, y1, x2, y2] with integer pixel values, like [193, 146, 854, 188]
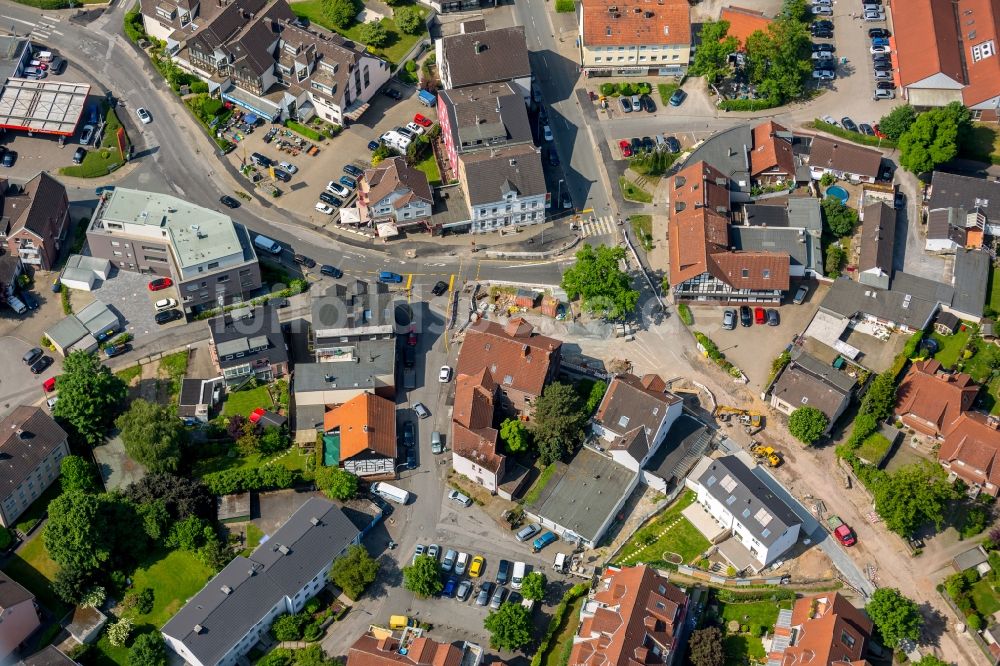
[511, 561, 526, 590]
[371, 482, 410, 505]
[553, 552, 567, 573]
[253, 234, 282, 255]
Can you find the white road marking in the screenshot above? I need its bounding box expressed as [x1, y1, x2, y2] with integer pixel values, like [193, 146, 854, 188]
[1, 15, 37, 26]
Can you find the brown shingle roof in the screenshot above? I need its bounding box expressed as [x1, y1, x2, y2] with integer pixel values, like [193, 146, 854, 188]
[363, 157, 433, 211]
[809, 136, 882, 179]
[439, 26, 531, 88]
[3, 172, 67, 241]
[455, 317, 561, 399]
[570, 565, 688, 666]
[894, 359, 980, 436]
[709, 251, 790, 291]
[771, 593, 873, 666]
[347, 632, 463, 666]
[719, 6, 772, 47]
[939, 412, 1000, 490]
[322, 392, 397, 460]
[594, 374, 681, 461]
[581, 0, 691, 47]
[0, 407, 67, 499]
[859, 202, 896, 276]
[750, 121, 795, 178]
[459, 144, 545, 206]
[893, 0, 964, 89]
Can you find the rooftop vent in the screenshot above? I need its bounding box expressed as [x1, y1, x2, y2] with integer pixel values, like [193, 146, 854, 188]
[278, 544, 290, 555]
[509, 159, 517, 166]
[644, 11, 653, 17]
[310, 516, 321, 526]
[193, 625, 204, 634]
[221, 585, 232, 595]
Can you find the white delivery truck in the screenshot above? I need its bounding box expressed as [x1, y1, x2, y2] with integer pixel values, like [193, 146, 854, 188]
[371, 482, 411, 505]
[253, 234, 282, 255]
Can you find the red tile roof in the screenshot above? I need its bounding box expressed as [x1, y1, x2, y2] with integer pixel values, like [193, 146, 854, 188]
[958, 0, 1000, 108]
[750, 121, 795, 178]
[569, 565, 688, 666]
[893, 0, 964, 89]
[719, 6, 772, 47]
[455, 318, 561, 400]
[894, 359, 980, 436]
[940, 412, 1000, 491]
[347, 633, 463, 666]
[452, 367, 503, 473]
[581, 0, 691, 47]
[323, 392, 397, 460]
[769, 593, 873, 666]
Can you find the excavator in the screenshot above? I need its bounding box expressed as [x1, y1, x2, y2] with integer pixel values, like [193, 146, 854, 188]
[750, 441, 783, 468]
[713, 406, 764, 434]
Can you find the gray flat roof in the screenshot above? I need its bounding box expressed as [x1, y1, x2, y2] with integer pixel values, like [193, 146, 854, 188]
[294, 338, 396, 391]
[76, 300, 118, 336]
[684, 124, 753, 194]
[45, 315, 89, 348]
[526, 447, 636, 543]
[729, 226, 821, 274]
[0, 37, 29, 83]
[952, 249, 989, 318]
[0, 79, 89, 135]
[162, 498, 360, 666]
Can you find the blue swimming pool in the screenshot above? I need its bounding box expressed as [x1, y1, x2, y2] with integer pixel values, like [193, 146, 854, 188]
[826, 185, 849, 204]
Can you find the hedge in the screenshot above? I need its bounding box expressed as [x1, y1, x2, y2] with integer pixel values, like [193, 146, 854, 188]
[677, 303, 693, 326]
[124, 3, 146, 44]
[714, 587, 796, 603]
[530, 583, 589, 666]
[284, 120, 323, 142]
[10, 0, 70, 8]
[812, 119, 898, 150]
[202, 465, 301, 495]
[719, 97, 780, 112]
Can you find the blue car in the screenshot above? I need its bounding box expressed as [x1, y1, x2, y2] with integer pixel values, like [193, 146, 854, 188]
[339, 175, 357, 190]
[871, 37, 889, 47]
[378, 271, 403, 284]
[532, 531, 557, 552]
[442, 577, 458, 597]
[368, 140, 380, 151]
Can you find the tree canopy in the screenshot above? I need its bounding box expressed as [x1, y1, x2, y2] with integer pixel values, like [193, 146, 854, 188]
[60, 455, 99, 494]
[403, 554, 443, 597]
[500, 418, 531, 454]
[321, 0, 357, 27]
[44, 491, 112, 573]
[315, 467, 359, 501]
[359, 20, 389, 48]
[521, 571, 546, 601]
[690, 20, 738, 82]
[560, 245, 639, 320]
[744, 16, 812, 103]
[52, 350, 127, 445]
[872, 461, 957, 536]
[878, 105, 917, 142]
[529, 382, 587, 465]
[395, 7, 423, 34]
[688, 627, 725, 666]
[128, 632, 168, 666]
[116, 399, 186, 473]
[788, 406, 829, 444]
[821, 198, 859, 237]
[865, 588, 922, 647]
[860, 371, 898, 422]
[483, 602, 532, 651]
[899, 102, 971, 174]
[124, 473, 215, 521]
[329, 544, 380, 600]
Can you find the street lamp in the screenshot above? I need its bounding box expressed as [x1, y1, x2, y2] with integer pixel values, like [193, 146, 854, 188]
[556, 179, 564, 209]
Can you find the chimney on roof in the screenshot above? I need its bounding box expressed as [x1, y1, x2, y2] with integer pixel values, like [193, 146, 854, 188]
[193, 624, 204, 634]
[310, 516, 321, 526]
[473, 40, 484, 54]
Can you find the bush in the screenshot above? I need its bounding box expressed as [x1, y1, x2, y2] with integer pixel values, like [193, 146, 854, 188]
[813, 118, 897, 149]
[271, 612, 308, 641]
[124, 3, 146, 43]
[284, 120, 323, 141]
[599, 83, 617, 96]
[819, 173, 835, 187]
[555, 0, 574, 11]
[191, 81, 209, 94]
[202, 465, 299, 495]
[529, 584, 589, 666]
[677, 303, 693, 326]
[719, 97, 780, 112]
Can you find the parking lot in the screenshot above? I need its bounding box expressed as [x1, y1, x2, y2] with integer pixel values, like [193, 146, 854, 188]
[687, 281, 826, 389]
[222, 87, 435, 232]
[83, 268, 185, 339]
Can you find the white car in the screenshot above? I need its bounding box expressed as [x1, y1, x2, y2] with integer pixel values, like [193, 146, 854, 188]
[811, 5, 833, 14]
[870, 45, 891, 55]
[136, 107, 152, 124]
[873, 69, 893, 80]
[543, 124, 553, 142]
[405, 121, 425, 136]
[46, 396, 58, 409]
[80, 124, 94, 145]
[811, 51, 834, 60]
[821, 115, 838, 126]
[864, 9, 886, 20]
[439, 365, 451, 383]
[326, 181, 351, 198]
[315, 202, 334, 214]
[154, 297, 177, 310]
[812, 69, 835, 80]
[279, 161, 298, 174]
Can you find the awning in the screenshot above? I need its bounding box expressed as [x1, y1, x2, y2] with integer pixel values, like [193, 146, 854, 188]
[244, 113, 259, 125]
[220, 85, 281, 120]
[377, 222, 399, 238]
[339, 207, 362, 226]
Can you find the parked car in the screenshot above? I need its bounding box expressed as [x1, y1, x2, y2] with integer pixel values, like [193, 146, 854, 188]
[841, 117, 859, 132]
[367, 140, 380, 151]
[413, 402, 430, 419]
[793, 285, 810, 304]
[629, 94, 641, 111]
[326, 181, 351, 198]
[876, 81, 896, 91]
[319, 192, 343, 207]
[293, 254, 316, 268]
[136, 107, 152, 124]
[413, 114, 433, 128]
[864, 9, 886, 20]
[811, 50, 834, 60]
[442, 577, 457, 597]
[476, 582, 494, 606]
[427, 544, 440, 560]
[873, 69, 893, 80]
[490, 586, 507, 609]
[641, 136, 655, 152]
[155, 309, 182, 325]
[220, 195, 240, 209]
[272, 168, 291, 182]
[813, 69, 836, 80]
[21, 291, 37, 310]
[412, 544, 426, 565]
[619, 96, 632, 113]
[72, 147, 86, 164]
[665, 136, 681, 153]
[279, 161, 298, 174]
[811, 5, 833, 15]
[859, 124, 876, 136]
[811, 42, 835, 52]
[383, 88, 402, 100]
[630, 137, 642, 154]
[320, 264, 343, 278]
[754, 307, 766, 325]
[640, 94, 655, 112]
[722, 309, 737, 330]
[869, 27, 890, 38]
[154, 297, 177, 310]
[22, 348, 43, 366]
[871, 37, 890, 47]
[442, 549, 457, 572]
[402, 421, 415, 447]
[766, 309, 780, 326]
[739, 305, 752, 327]
[431, 431, 443, 454]
[455, 552, 469, 575]
[339, 175, 357, 190]
[532, 531, 557, 552]
[80, 124, 94, 145]
[668, 89, 687, 106]
[516, 523, 541, 542]
[432, 280, 449, 296]
[456, 580, 472, 601]
[870, 44, 891, 55]
[873, 88, 895, 100]
[469, 555, 485, 578]
[30, 355, 53, 375]
[496, 559, 511, 585]
[148, 277, 173, 291]
[406, 121, 426, 136]
[343, 164, 363, 178]
[448, 489, 472, 507]
[439, 365, 452, 382]
[618, 139, 632, 157]
[315, 202, 334, 215]
[105, 343, 131, 358]
[542, 124, 553, 142]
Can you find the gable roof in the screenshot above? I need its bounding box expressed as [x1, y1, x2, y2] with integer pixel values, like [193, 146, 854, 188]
[953, 248, 990, 317]
[719, 6, 772, 47]
[958, 0, 1000, 108]
[893, 0, 965, 89]
[770, 593, 873, 666]
[819, 276, 941, 331]
[928, 171, 1000, 213]
[459, 144, 545, 206]
[749, 121, 795, 178]
[593, 374, 681, 462]
[0, 406, 67, 497]
[771, 355, 853, 422]
[808, 136, 882, 178]
[709, 251, 790, 291]
[323, 392, 397, 460]
[347, 632, 464, 666]
[455, 317, 561, 399]
[697, 455, 801, 546]
[208, 304, 288, 370]
[581, 0, 691, 47]
[19, 646, 76, 666]
[440, 82, 533, 155]
[2, 172, 66, 242]
[858, 202, 896, 278]
[668, 161, 731, 285]
[452, 367, 503, 473]
[570, 565, 688, 666]
[363, 157, 433, 211]
[439, 26, 531, 88]
[895, 359, 980, 433]
[0, 570, 34, 610]
[162, 498, 360, 666]
[940, 412, 1000, 489]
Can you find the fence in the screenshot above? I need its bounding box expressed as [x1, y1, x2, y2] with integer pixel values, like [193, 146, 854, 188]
[675, 565, 788, 587]
[939, 588, 1000, 665]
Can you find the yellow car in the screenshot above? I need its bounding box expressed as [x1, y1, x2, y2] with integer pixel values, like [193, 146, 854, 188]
[469, 555, 485, 578]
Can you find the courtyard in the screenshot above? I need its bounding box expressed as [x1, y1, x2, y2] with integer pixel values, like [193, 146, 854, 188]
[612, 491, 710, 568]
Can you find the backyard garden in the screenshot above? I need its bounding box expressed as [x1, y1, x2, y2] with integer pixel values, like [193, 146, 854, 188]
[704, 588, 796, 665]
[612, 491, 710, 569]
[924, 321, 1000, 414]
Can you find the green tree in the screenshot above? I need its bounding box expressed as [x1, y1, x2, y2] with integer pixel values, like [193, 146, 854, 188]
[865, 588, 922, 647]
[329, 544, 380, 600]
[166, 516, 210, 551]
[60, 455, 99, 493]
[744, 17, 812, 103]
[899, 102, 971, 174]
[529, 382, 587, 465]
[780, 0, 811, 22]
[44, 491, 110, 573]
[402, 554, 443, 597]
[52, 565, 91, 604]
[690, 20, 737, 82]
[561, 244, 640, 320]
[788, 406, 828, 444]
[483, 602, 532, 650]
[271, 613, 308, 641]
[688, 627, 725, 666]
[861, 371, 898, 421]
[52, 350, 127, 445]
[873, 461, 958, 536]
[395, 6, 423, 34]
[259, 426, 289, 455]
[584, 380, 607, 414]
[821, 198, 859, 237]
[359, 20, 390, 48]
[315, 466, 359, 500]
[521, 571, 546, 601]
[235, 419, 261, 457]
[500, 418, 531, 454]
[321, 0, 358, 28]
[116, 399, 185, 472]
[913, 656, 949, 666]
[107, 617, 133, 647]
[128, 633, 167, 666]
[825, 244, 847, 278]
[125, 473, 214, 521]
[878, 104, 917, 142]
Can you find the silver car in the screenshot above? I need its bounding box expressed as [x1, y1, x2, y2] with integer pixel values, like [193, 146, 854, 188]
[456, 580, 472, 601]
[630, 95, 641, 112]
[412, 544, 426, 565]
[722, 309, 737, 330]
[490, 585, 507, 609]
[427, 544, 440, 560]
[476, 582, 494, 606]
[442, 549, 457, 572]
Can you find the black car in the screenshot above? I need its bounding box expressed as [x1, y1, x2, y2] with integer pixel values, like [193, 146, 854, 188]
[367, 140, 380, 151]
[220, 195, 240, 209]
[859, 124, 876, 137]
[630, 137, 642, 153]
[273, 298, 290, 308]
[72, 147, 86, 164]
[640, 94, 656, 113]
[894, 191, 906, 209]
[319, 192, 343, 207]
[739, 305, 752, 327]
[404, 346, 416, 368]
[811, 43, 835, 52]
[668, 89, 687, 106]
[841, 117, 859, 133]
[813, 58, 836, 70]
[868, 27, 890, 38]
[876, 81, 896, 90]
[50, 56, 66, 74]
[811, 28, 832, 38]
[21, 291, 38, 310]
[382, 88, 402, 100]
[155, 309, 182, 325]
[402, 421, 415, 447]
[665, 136, 681, 153]
[22, 347, 43, 366]
[320, 264, 343, 278]
[432, 280, 448, 296]
[105, 343, 131, 358]
[812, 20, 833, 30]
[273, 169, 291, 183]
[766, 309, 780, 326]
[641, 136, 655, 152]
[343, 164, 364, 178]
[2, 151, 17, 168]
[30, 355, 53, 375]
[496, 559, 511, 585]
[872, 59, 891, 70]
[293, 254, 316, 268]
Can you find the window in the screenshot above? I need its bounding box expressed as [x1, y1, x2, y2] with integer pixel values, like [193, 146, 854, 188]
[841, 631, 856, 648]
[763, 269, 770, 279]
[218, 275, 230, 283]
[741, 268, 749, 278]
[111, 241, 120, 247]
[208, 262, 219, 269]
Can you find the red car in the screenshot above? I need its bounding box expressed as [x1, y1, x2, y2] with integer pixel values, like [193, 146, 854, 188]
[43, 376, 57, 392]
[872, 124, 887, 139]
[618, 139, 632, 157]
[413, 114, 433, 128]
[754, 307, 766, 325]
[148, 277, 173, 291]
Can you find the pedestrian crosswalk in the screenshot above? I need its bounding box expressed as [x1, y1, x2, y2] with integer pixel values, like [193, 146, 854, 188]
[578, 215, 619, 239]
[28, 15, 62, 41]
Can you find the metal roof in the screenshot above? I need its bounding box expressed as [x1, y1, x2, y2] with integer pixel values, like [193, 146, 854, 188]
[0, 79, 89, 135]
[951, 248, 990, 318]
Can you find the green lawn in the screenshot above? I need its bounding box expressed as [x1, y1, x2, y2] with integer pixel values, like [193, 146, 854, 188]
[724, 635, 764, 665]
[962, 123, 1000, 164]
[855, 432, 892, 465]
[657, 83, 680, 106]
[718, 597, 793, 665]
[221, 385, 274, 419]
[614, 491, 708, 566]
[413, 150, 441, 187]
[989, 263, 1000, 313]
[971, 578, 1000, 617]
[116, 364, 142, 385]
[240, 523, 265, 557]
[930, 328, 972, 368]
[130, 549, 215, 628]
[59, 146, 126, 178]
[2, 535, 68, 616]
[289, 1, 429, 65]
[192, 445, 308, 477]
[619, 176, 653, 203]
[539, 595, 585, 666]
[630, 215, 653, 251]
[523, 463, 557, 507]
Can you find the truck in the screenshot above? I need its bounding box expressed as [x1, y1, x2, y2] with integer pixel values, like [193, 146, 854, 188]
[826, 515, 856, 546]
[417, 89, 437, 107]
[253, 234, 282, 255]
[371, 482, 411, 505]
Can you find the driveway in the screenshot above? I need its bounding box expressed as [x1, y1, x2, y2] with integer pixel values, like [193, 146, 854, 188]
[88, 268, 183, 339]
[0, 335, 62, 419]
